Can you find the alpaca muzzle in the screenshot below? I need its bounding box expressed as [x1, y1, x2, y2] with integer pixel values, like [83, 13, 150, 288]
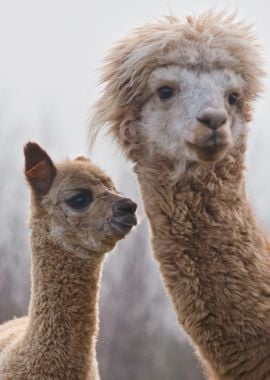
[187, 112, 232, 162]
[110, 198, 137, 234]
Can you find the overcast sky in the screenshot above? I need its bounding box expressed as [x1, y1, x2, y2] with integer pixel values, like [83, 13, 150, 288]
[0, 0, 270, 220]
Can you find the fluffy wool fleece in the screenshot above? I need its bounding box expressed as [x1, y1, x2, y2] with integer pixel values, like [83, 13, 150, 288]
[89, 10, 270, 380]
[90, 10, 265, 144]
[0, 143, 137, 380]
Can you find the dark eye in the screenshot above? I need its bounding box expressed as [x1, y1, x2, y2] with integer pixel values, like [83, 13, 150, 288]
[228, 92, 239, 105]
[157, 86, 174, 100]
[66, 190, 93, 211]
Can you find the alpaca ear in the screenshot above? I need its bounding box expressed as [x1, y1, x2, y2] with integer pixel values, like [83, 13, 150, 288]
[243, 101, 253, 122]
[74, 156, 91, 163]
[24, 142, 57, 197]
[119, 118, 138, 145]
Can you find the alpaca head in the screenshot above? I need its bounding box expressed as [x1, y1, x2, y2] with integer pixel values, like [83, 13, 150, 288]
[24, 142, 137, 257]
[91, 11, 265, 165]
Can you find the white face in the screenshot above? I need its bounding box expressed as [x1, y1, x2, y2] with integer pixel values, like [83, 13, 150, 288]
[138, 66, 247, 163]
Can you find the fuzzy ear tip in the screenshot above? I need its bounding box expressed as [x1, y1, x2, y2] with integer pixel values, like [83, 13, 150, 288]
[74, 156, 91, 163]
[24, 141, 43, 157]
[23, 141, 57, 196]
[24, 141, 50, 171]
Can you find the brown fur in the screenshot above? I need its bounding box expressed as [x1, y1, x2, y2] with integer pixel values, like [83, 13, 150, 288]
[0, 143, 137, 380]
[134, 140, 270, 379]
[90, 10, 270, 380]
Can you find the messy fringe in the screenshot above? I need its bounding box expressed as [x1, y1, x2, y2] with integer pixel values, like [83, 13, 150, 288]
[89, 10, 265, 149]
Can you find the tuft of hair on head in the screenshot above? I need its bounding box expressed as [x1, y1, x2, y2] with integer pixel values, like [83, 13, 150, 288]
[24, 142, 57, 197]
[89, 9, 266, 149]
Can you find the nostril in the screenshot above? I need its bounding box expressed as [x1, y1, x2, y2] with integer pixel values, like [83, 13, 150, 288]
[197, 116, 211, 127]
[113, 198, 137, 215]
[197, 109, 228, 130]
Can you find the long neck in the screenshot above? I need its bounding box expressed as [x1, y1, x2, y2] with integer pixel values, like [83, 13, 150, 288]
[135, 142, 270, 376]
[24, 225, 103, 377]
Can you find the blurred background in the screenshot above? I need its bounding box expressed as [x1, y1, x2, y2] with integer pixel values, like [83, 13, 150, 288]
[0, 1, 269, 379]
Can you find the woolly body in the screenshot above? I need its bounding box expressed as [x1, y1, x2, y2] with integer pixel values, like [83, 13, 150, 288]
[91, 11, 270, 379]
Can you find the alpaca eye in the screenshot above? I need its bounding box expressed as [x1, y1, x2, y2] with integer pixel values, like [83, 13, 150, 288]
[228, 92, 239, 105]
[157, 86, 174, 100]
[66, 190, 93, 211]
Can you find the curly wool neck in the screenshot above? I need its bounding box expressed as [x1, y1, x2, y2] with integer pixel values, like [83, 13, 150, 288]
[135, 142, 270, 379]
[24, 233, 102, 377]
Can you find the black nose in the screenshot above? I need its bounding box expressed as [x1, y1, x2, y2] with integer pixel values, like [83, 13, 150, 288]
[113, 198, 137, 216]
[197, 108, 228, 130]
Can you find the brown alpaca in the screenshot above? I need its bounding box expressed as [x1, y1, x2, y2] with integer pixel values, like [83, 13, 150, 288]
[90, 11, 270, 380]
[0, 142, 137, 380]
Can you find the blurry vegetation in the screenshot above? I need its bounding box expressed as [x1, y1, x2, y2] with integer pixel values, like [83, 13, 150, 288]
[0, 103, 30, 321]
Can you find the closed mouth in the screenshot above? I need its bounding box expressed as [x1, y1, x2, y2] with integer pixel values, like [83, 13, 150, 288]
[202, 144, 228, 154]
[110, 214, 137, 234]
[187, 141, 229, 162]
[188, 141, 229, 151]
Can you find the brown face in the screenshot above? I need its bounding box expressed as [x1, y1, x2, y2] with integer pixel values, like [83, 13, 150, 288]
[46, 161, 138, 256]
[24, 143, 137, 257]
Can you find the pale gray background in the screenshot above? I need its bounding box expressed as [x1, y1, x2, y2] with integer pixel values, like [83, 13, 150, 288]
[0, 1, 269, 379]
